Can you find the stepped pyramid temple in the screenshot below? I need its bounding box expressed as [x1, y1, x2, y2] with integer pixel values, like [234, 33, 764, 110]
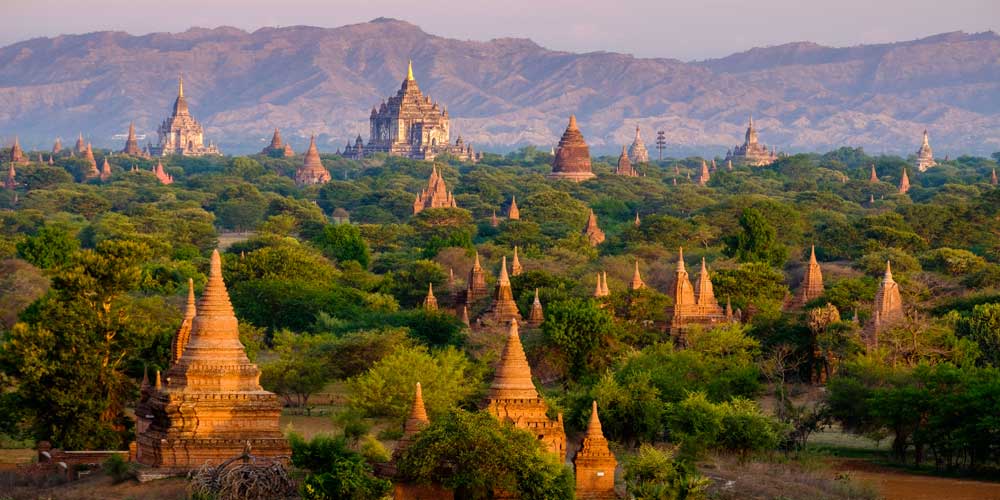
[507, 195, 520, 220]
[528, 288, 544, 327]
[121, 122, 145, 156]
[667, 249, 729, 338]
[149, 77, 221, 157]
[724, 115, 778, 167]
[8, 136, 27, 165]
[790, 246, 824, 309]
[615, 146, 638, 177]
[574, 401, 618, 500]
[412, 165, 457, 214]
[261, 128, 295, 157]
[915, 130, 936, 172]
[549, 115, 595, 181]
[363, 61, 477, 162]
[628, 126, 649, 163]
[463, 252, 490, 305]
[136, 250, 289, 469]
[295, 136, 331, 186]
[583, 210, 606, 246]
[866, 261, 904, 342]
[480, 256, 523, 327]
[486, 321, 566, 457]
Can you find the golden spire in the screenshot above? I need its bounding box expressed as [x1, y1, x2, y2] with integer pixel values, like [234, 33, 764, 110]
[511, 246, 523, 276]
[407, 59, 414, 80]
[184, 277, 196, 320]
[884, 260, 893, 282]
[488, 320, 539, 400]
[405, 382, 429, 430]
[178, 74, 184, 98]
[424, 282, 438, 311]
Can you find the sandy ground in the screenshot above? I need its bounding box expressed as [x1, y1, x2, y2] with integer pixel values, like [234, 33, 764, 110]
[836, 459, 1000, 500]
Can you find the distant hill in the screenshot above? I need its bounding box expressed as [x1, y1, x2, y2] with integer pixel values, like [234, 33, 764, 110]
[0, 18, 998, 156]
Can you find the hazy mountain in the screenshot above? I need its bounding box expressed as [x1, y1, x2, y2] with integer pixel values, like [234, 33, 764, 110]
[1, 18, 998, 156]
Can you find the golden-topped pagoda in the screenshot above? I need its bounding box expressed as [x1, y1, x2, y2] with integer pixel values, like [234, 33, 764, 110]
[150, 77, 221, 157]
[412, 165, 457, 214]
[295, 135, 331, 186]
[628, 126, 649, 163]
[365, 61, 476, 162]
[725, 115, 778, 167]
[914, 130, 936, 172]
[574, 401, 618, 500]
[485, 320, 566, 458]
[135, 250, 289, 469]
[423, 283, 439, 311]
[507, 195, 520, 220]
[667, 249, 730, 338]
[261, 128, 295, 157]
[790, 246, 824, 309]
[549, 115, 595, 181]
[630, 260, 645, 291]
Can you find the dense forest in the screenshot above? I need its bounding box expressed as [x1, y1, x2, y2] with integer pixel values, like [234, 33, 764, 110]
[1, 144, 999, 499]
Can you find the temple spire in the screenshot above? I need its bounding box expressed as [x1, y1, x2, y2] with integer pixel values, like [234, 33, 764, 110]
[399, 381, 429, 450]
[630, 260, 645, 291]
[488, 320, 538, 400]
[498, 255, 510, 286]
[511, 246, 523, 276]
[676, 247, 686, 273]
[407, 59, 414, 81]
[586, 400, 603, 437]
[178, 75, 184, 98]
[423, 282, 438, 311]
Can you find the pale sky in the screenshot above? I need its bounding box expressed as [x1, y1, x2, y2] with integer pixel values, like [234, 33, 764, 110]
[3, 0, 997, 60]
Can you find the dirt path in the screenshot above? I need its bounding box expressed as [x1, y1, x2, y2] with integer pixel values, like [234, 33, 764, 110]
[836, 459, 1000, 500]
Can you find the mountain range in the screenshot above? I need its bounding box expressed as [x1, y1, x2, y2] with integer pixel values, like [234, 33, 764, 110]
[0, 18, 998, 156]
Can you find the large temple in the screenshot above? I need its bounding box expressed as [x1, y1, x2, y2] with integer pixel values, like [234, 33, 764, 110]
[362, 61, 477, 162]
[135, 250, 289, 469]
[725, 115, 778, 167]
[627, 126, 649, 164]
[120, 122, 146, 157]
[914, 130, 936, 172]
[666, 248, 732, 339]
[149, 77, 221, 157]
[549, 115, 596, 181]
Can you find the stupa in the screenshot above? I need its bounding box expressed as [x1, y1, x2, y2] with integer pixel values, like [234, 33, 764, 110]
[261, 128, 295, 157]
[507, 195, 520, 220]
[573, 401, 618, 500]
[153, 160, 174, 185]
[412, 164, 457, 213]
[8, 136, 28, 165]
[100, 158, 112, 182]
[630, 260, 645, 291]
[464, 252, 490, 305]
[423, 283, 439, 311]
[83, 144, 99, 179]
[898, 168, 910, 194]
[121, 122, 144, 156]
[869, 164, 879, 183]
[667, 249, 729, 338]
[549, 115, 595, 181]
[615, 146, 638, 177]
[511, 247, 523, 276]
[4, 162, 16, 190]
[135, 250, 289, 469]
[697, 159, 710, 185]
[295, 135, 332, 186]
[866, 261, 904, 342]
[480, 256, 522, 326]
[583, 210, 606, 246]
[790, 246, 824, 309]
[528, 288, 544, 327]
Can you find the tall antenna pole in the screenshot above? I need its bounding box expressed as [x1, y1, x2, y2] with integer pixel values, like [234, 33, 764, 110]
[656, 131, 666, 161]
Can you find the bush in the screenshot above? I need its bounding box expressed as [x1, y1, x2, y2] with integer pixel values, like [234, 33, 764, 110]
[623, 444, 709, 500]
[665, 392, 784, 459]
[290, 434, 392, 500]
[101, 454, 135, 484]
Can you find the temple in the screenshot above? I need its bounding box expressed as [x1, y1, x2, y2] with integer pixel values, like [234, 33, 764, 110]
[485, 321, 566, 458]
[790, 246, 824, 309]
[74, 133, 87, 155]
[866, 261, 904, 343]
[83, 144, 99, 179]
[153, 160, 174, 185]
[528, 288, 544, 327]
[4, 162, 16, 190]
[363, 61, 476, 162]
[630, 260, 645, 291]
[8, 136, 28, 165]
[412, 165, 457, 213]
[295, 136, 332, 186]
[666, 249, 730, 338]
[594, 272, 610, 298]
[100, 159, 112, 182]
[914, 130, 936, 172]
[574, 401, 618, 500]
[149, 77, 221, 157]
[120, 122, 145, 156]
[628, 126, 649, 163]
[261, 128, 295, 157]
[697, 160, 710, 186]
[583, 210, 606, 246]
[615, 146, 638, 177]
[423, 283, 438, 311]
[507, 195, 520, 220]
[480, 256, 522, 327]
[52, 138, 62, 155]
[511, 247, 523, 276]
[463, 252, 490, 305]
[135, 250, 289, 469]
[549, 115, 595, 181]
[724, 115, 778, 167]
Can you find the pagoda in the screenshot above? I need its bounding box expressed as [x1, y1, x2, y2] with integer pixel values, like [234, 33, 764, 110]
[412, 165, 457, 214]
[83, 144, 99, 179]
[153, 160, 174, 185]
[261, 128, 295, 157]
[480, 256, 523, 327]
[121, 122, 144, 156]
[666, 249, 729, 338]
[628, 126, 649, 163]
[136, 250, 289, 469]
[573, 401, 618, 500]
[724, 115, 778, 167]
[8, 136, 28, 165]
[464, 252, 490, 305]
[100, 158, 112, 182]
[52, 138, 62, 155]
[869, 164, 879, 183]
[898, 168, 911, 194]
[549, 115, 595, 181]
[423, 283, 439, 311]
[583, 210, 606, 246]
[397, 382, 429, 452]
[866, 261, 904, 343]
[697, 160, 710, 186]
[149, 76, 221, 157]
[4, 162, 16, 190]
[74, 133, 86, 155]
[295, 135, 331, 186]
[528, 288, 544, 327]
[991, 169, 998, 186]
[594, 272, 610, 298]
[485, 320, 566, 458]
[630, 260, 645, 291]
[507, 195, 520, 220]
[615, 146, 638, 177]
[914, 130, 936, 172]
[364, 61, 476, 162]
[790, 246, 824, 309]
[511, 247, 523, 276]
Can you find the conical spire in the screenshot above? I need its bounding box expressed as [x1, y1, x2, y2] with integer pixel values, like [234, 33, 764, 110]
[568, 114, 578, 130]
[507, 195, 520, 220]
[634, 211, 641, 226]
[498, 255, 510, 286]
[883, 260, 893, 282]
[630, 260, 645, 291]
[583, 209, 605, 246]
[184, 277, 197, 320]
[178, 75, 184, 98]
[694, 257, 717, 306]
[511, 247, 523, 276]
[461, 305, 470, 326]
[172, 75, 189, 116]
[991, 168, 998, 186]
[869, 164, 879, 183]
[403, 382, 429, 435]
[698, 159, 710, 185]
[100, 158, 112, 181]
[676, 247, 686, 273]
[601, 271, 610, 296]
[423, 282, 438, 311]
[586, 400, 603, 437]
[406, 59, 414, 81]
[898, 168, 910, 193]
[488, 320, 539, 400]
[528, 288, 544, 326]
[792, 245, 824, 308]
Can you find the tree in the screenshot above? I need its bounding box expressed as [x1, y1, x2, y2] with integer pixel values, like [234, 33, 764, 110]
[290, 434, 392, 500]
[347, 345, 477, 420]
[395, 409, 575, 500]
[16, 224, 79, 269]
[723, 207, 787, 266]
[622, 444, 709, 500]
[260, 331, 334, 409]
[313, 223, 370, 268]
[956, 303, 1000, 367]
[541, 298, 621, 379]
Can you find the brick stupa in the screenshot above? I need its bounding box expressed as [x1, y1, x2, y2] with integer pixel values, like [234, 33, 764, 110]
[423, 282, 438, 311]
[480, 256, 522, 327]
[9, 136, 28, 165]
[486, 320, 566, 458]
[83, 144, 99, 179]
[549, 115, 595, 181]
[583, 210, 606, 246]
[574, 401, 618, 500]
[528, 288, 544, 327]
[511, 247, 523, 276]
[295, 135, 332, 186]
[898, 168, 911, 194]
[790, 246, 824, 309]
[915, 130, 936, 172]
[261, 128, 295, 157]
[507, 195, 520, 220]
[667, 249, 729, 338]
[628, 126, 649, 163]
[413, 164, 457, 214]
[121, 122, 143, 156]
[464, 251, 490, 305]
[136, 250, 289, 469]
[615, 146, 637, 177]
[630, 260, 645, 291]
[866, 261, 904, 342]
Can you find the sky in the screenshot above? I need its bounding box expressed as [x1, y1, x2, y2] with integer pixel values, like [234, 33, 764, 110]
[3, 0, 998, 60]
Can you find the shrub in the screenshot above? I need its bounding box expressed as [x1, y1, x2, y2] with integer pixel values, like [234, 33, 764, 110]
[101, 454, 135, 484]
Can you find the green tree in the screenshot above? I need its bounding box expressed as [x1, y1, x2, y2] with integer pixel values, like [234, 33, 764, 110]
[260, 330, 334, 408]
[16, 224, 79, 269]
[723, 207, 787, 266]
[624, 445, 709, 500]
[956, 303, 1000, 367]
[290, 434, 392, 500]
[314, 223, 370, 268]
[541, 298, 621, 379]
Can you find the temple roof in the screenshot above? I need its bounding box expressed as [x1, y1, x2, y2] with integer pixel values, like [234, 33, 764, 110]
[488, 320, 539, 400]
[172, 76, 189, 117]
[403, 381, 429, 437]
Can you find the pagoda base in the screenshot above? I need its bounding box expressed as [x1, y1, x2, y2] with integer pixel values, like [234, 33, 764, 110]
[548, 172, 596, 182]
[136, 436, 290, 469]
